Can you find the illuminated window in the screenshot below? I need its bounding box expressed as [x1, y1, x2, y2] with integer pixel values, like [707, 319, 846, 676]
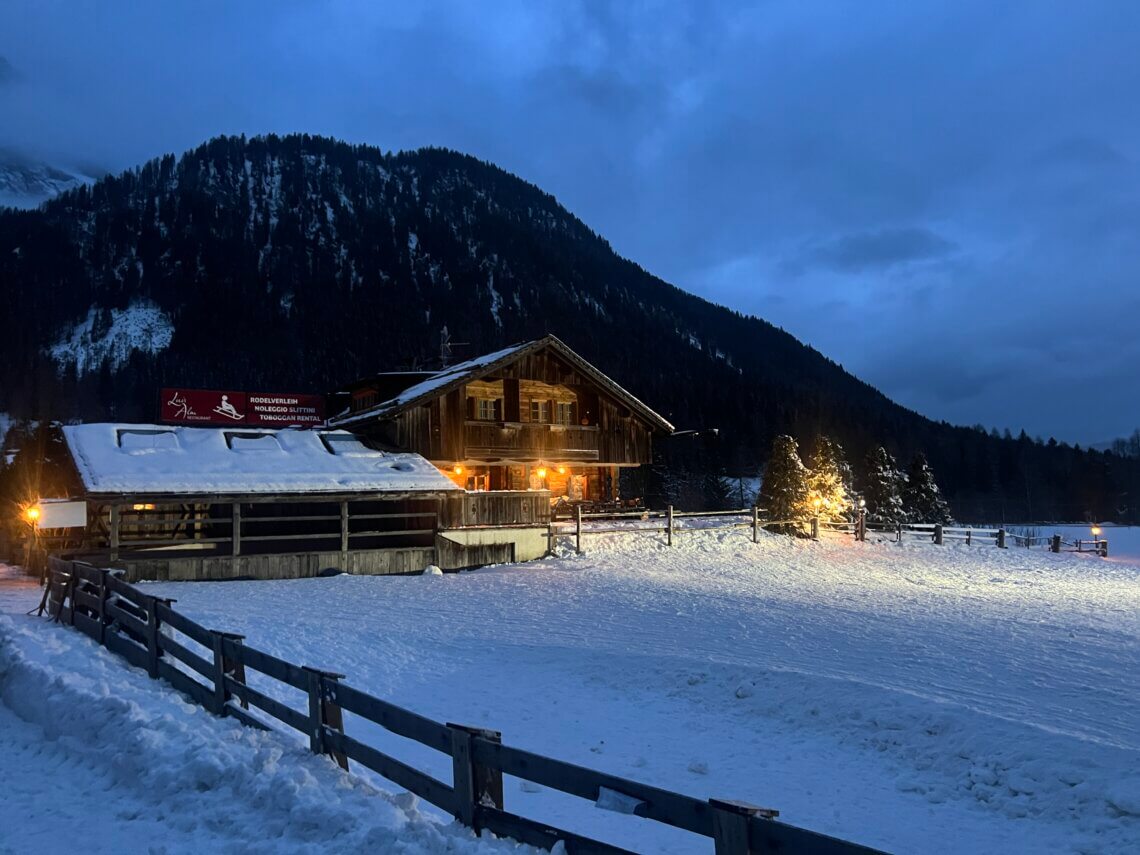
[478, 399, 500, 421]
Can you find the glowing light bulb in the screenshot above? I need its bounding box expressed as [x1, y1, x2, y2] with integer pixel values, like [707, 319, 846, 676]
[453, 465, 463, 475]
[24, 506, 40, 524]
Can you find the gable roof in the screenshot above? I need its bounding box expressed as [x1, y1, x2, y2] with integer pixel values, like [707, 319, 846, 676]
[63, 423, 461, 498]
[331, 335, 674, 433]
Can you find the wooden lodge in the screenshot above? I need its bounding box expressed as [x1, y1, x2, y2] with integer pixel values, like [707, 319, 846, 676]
[26, 339, 672, 582]
[331, 335, 675, 508]
[53, 424, 551, 582]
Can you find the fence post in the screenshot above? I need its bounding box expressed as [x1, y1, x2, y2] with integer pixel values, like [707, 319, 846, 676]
[1100, 539, 1109, 558]
[966, 528, 972, 546]
[896, 521, 902, 543]
[575, 505, 583, 555]
[1051, 534, 1061, 553]
[97, 569, 110, 644]
[143, 594, 161, 678]
[320, 675, 349, 771]
[448, 723, 504, 832]
[751, 506, 758, 543]
[933, 524, 943, 546]
[304, 667, 349, 770]
[667, 505, 674, 546]
[211, 631, 248, 716]
[810, 516, 819, 541]
[997, 527, 1006, 549]
[709, 798, 779, 854]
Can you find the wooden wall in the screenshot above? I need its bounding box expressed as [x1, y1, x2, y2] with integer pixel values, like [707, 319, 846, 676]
[120, 546, 437, 582]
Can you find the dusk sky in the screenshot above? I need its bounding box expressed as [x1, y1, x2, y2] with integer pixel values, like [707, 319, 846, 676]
[2, 1, 1138, 445]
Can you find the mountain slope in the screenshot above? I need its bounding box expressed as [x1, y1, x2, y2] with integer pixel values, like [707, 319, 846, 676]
[0, 133, 1135, 520]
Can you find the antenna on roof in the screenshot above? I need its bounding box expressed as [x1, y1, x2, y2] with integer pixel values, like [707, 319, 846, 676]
[439, 326, 469, 369]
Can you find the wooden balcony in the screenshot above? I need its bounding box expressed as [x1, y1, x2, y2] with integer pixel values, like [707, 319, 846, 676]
[464, 421, 600, 461]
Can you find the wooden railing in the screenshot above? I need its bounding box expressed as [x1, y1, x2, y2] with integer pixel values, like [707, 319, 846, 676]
[464, 421, 600, 461]
[42, 557, 885, 855]
[440, 490, 551, 528]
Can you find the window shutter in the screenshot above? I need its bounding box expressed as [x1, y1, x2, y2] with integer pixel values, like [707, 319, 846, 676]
[466, 396, 475, 419]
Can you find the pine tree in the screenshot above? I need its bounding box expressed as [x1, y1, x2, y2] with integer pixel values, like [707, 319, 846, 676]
[862, 446, 905, 526]
[806, 435, 853, 523]
[758, 435, 810, 533]
[903, 453, 953, 523]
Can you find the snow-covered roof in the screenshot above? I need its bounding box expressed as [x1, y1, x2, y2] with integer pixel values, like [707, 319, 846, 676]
[332, 336, 674, 432]
[63, 423, 461, 497]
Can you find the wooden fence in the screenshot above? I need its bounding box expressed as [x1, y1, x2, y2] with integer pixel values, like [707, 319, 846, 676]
[42, 556, 884, 855]
[557, 510, 1111, 559]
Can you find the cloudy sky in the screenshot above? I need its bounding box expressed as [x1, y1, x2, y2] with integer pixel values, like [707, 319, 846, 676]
[2, 1, 1138, 444]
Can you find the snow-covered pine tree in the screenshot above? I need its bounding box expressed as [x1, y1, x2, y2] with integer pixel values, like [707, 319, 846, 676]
[758, 435, 810, 533]
[862, 446, 905, 526]
[806, 435, 853, 523]
[903, 452, 953, 523]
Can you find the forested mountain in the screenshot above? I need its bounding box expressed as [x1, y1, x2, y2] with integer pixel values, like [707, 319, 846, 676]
[0, 133, 1135, 521]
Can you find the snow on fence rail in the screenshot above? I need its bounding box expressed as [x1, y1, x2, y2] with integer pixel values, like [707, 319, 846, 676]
[40, 557, 883, 855]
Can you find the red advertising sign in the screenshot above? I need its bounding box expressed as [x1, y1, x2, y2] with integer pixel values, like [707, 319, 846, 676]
[160, 389, 326, 427]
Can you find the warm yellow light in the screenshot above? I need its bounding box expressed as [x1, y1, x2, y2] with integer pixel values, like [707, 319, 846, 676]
[132, 503, 156, 511]
[24, 506, 41, 524]
[556, 466, 566, 475]
[858, 498, 866, 509]
[536, 467, 547, 478]
[812, 497, 822, 510]
[1091, 525, 1102, 537]
[453, 465, 464, 475]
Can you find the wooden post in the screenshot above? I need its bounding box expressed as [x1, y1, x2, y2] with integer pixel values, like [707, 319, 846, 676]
[547, 522, 554, 556]
[109, 504, 121, 561]
[709, 798, 779, 855]
[997, 527, 1006, 549]
[966, 529, 972, 546]
[340, 501, 349, 570]
[933, 524, 943, 546]
[751, 506, 758, 543]
[232, 503, 241, 557]
[1100, 539, 1109, 558]
[810, 516, 819, 540]
[1051, 534, 1061, 553]
[212, 631, 248, 715]
[896, 521, 902, 543]
[97, 569, 110, 644]
[305, 668, 349, 771]
[144, 594, 161, 678]
[448, 723, 504, 832]
[667, 504, 674, 546]
[575, 505, 583, 555]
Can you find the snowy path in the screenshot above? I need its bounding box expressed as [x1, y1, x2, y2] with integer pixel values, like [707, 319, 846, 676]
[131, 530, 1138, 854]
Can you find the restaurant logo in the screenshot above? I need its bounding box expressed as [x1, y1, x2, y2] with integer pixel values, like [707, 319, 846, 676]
[160, 388, 326, 427]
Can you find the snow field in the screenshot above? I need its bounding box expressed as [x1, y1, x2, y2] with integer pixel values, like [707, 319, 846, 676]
[134, 528, 1139, 854]
[0, 604, 535, 854]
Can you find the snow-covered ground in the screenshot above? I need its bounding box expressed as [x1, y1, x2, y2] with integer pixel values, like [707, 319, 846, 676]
[1006, 523, 1140, 561]
[0, 567, 534, 855]
[3, 529, 1138, 853]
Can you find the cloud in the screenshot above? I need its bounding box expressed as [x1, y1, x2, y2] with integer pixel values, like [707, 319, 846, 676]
[799, 228, 959, 274]
[0, 1, 1137, 442]
[0, 55, 16, 85]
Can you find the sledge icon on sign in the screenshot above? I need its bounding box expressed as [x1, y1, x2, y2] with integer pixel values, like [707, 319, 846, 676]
[213, 395, 244, 421]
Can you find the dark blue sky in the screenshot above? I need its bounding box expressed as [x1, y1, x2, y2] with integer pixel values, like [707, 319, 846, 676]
[2, 1, 1138, 444]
